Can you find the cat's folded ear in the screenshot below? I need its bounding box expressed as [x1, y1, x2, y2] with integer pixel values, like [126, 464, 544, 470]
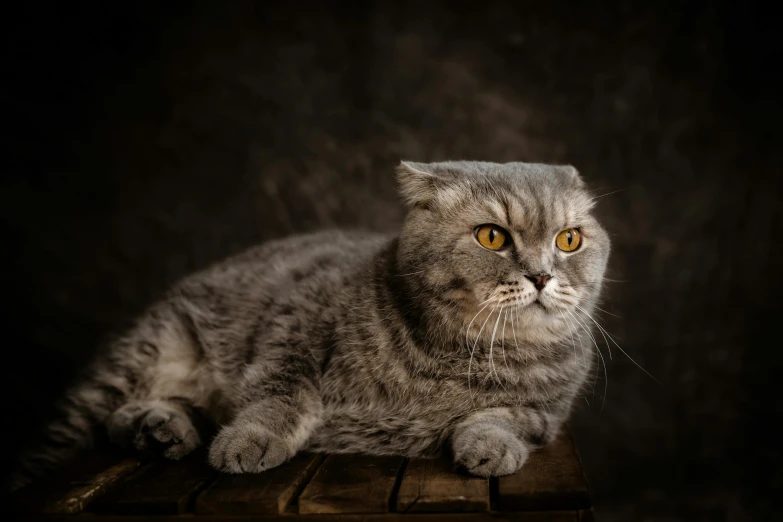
[395, 161, 453, 208]
[559, 165, 586, 188]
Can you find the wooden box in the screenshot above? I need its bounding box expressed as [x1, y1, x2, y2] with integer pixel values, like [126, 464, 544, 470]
[11, 430, 593, 521]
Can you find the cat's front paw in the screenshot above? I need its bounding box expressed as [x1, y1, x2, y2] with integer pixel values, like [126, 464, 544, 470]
[452, 424, 529, 477]
[208, 424, 289, 473]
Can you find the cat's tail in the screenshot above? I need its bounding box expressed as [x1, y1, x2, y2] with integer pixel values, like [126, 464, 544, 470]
[7, 344, 153, 492]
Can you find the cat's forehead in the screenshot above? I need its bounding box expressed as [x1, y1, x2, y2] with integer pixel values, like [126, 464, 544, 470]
[397, 160, 595, 227]
[439, 162, 595, 227]
[427, 160, 577, 181]
[427, 161, 586, 194]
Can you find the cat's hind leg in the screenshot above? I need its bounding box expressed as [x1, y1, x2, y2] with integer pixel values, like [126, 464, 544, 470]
[106, 397, 213, 460]
[9, 301, 214, 490]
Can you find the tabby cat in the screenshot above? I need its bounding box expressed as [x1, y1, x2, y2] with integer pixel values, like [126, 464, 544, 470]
[13, 161, 609, 489]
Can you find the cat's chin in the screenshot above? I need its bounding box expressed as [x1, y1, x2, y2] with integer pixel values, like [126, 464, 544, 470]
[509, 311, 567, 345]
[534, 294, 576, 315]
[516, 302, 577, 333]
[513, 302, 558, 326]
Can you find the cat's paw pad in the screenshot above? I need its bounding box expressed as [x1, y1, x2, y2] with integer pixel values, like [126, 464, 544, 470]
[208, 424, 289, 473]
[452, 424, 529, 477]
[135, 408, 200, 459]
[106, 401, 200, 459]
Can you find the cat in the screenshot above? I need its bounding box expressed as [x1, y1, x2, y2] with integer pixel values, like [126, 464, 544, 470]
[12, 161, 610, 489]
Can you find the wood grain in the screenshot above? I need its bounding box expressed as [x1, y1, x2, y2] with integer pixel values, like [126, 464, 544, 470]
[90, 451, 215, 515]
[297, 454, 405, 514]
[396, 453, 489, 513]
[195, 453, 322, 515]
[496, 430, 591, 511]
[14, 512, 580, 522]
[12, 450, 141, 515]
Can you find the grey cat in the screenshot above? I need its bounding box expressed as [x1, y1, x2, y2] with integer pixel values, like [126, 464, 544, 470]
[13, 161, 609, 489]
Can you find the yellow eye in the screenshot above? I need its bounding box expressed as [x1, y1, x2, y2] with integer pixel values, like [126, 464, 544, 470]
[556, 228, 581, 252]
[475, 225, 508, 250]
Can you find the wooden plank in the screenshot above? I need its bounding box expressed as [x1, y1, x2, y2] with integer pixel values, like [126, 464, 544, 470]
[297, 454, 405, 514]
[12, 450, 141, 515]
[195, 452, 322, 515]
[397, 453, 489, 513]
[497, 430, 591, 511]
[90, 450, 215, 515]
[15, 511, 579, 521]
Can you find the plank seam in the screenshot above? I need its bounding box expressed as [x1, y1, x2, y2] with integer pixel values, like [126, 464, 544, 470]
[488, 475, 499, 512]
[387, 456, 408, 513]
[181, 470, 218, 514]
[286, 453, 326, 513]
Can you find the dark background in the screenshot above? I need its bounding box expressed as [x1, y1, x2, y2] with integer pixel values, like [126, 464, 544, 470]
[2, 1, 780, 520]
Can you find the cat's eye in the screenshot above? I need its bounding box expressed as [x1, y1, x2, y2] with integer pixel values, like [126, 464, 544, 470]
[475, 224, 508, 251]
[556, 228, 581, 252]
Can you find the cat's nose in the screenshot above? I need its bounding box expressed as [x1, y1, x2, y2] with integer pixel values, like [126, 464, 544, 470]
[524, 274, 552, 292]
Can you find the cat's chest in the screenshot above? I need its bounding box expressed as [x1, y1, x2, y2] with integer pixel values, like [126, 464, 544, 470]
[325, 345, 539, 408]
[323, 367, 520, 423]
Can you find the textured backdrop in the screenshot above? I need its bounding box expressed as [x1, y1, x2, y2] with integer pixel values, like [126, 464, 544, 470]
[2, 2, 780, 520]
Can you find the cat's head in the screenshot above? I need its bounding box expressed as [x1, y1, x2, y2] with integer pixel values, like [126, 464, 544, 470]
[396, 161, 610, 342]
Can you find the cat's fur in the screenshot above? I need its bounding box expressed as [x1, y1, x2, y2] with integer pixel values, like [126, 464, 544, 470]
[12, 161, 609, 489]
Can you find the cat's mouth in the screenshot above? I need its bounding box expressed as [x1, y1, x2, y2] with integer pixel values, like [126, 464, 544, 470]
[532, 300, 548, 312]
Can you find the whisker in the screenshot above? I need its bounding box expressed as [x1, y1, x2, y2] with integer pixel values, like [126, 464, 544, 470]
[509, 303, 526, 361]
[574, 304, 662, 386]
[560, 312, 578, 359]
[466, 300, 492, 349]
[488, 305, 507, 389]
[567, 313, 587, 364]
[566, 309, 607, 411]
[567, 278, 627, 288]
[590, 188, 627, 200]
[465, 301, 492, 406]
[573, 305, 613, 360]
[594, 343, 608, 413]
[592, 305, 622, 318]
[515, 305, 529, 363]
[501, 308, 510, 371]
[478, 295, 498, 306]
[469, 304, 498, 402]
[568, 307, 600, 348]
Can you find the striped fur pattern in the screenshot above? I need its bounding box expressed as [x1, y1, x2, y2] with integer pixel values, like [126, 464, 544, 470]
[12, 161, 610, 488]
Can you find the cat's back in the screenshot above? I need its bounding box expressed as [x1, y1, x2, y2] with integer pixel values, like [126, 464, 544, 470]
[178, 229, 392, 300]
